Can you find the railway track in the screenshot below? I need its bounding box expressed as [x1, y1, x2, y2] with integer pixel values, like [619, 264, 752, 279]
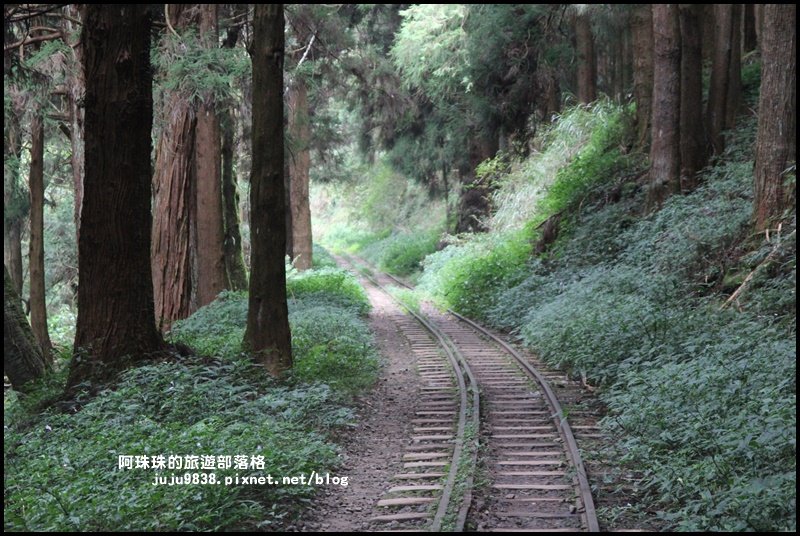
[338, 254, 599, 532]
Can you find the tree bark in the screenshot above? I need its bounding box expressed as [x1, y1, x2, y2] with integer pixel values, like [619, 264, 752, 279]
[287, 76, 313, 270]
[220, 25, 248, 291]
[631, 4, 654, 147]
[679, 4, 706, 190]
[4, 266, 48, 390]
[68, 4, 164, 389]
[725, 4, 742, 131]
[743, 4, 758, 53]
[221, 109, 248, 290]
[194, 4, 227, 305]
[3, 88, 26, 295]
[575, 12, 597, 103]
[28, 112, 52, 361]
[284, 155, 293, 257]
[66, 5, 84, 239]
[706, 4, 742, 156]
[4, 218, 23, 295]
[648, 4, 682, 210]
[152, 102, 196, 330]
[754, 4, 764, 45]
[753, 5, 796, 232]
[244, 3, 292, 376]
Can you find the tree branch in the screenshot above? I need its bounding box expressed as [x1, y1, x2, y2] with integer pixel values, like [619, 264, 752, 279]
[4, 32, 63, 52]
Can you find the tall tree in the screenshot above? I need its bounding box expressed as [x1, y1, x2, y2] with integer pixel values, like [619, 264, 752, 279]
[68, 4, 164, 389]
[706, 4, 742, 156]
[679, 4, 706, 190]
[743, 4, 758, 53]
[151, 4, 228, 330]
[220, 24, 248, 291]
[631, 4, 654, 147]
[4, 266, 48, 390]
[63, 5, 85, 239]
[753, 5, 796, 232]
[287, 66, 313, 270]
[244, 3, 293, 376]
[151, 5, 199, 330]
[647, 4, 681, 209]
[194, 4, 228, 305]
[28, 111, 52, 360]
[3, 42, 26, 295]
[575, 10, 597, 103]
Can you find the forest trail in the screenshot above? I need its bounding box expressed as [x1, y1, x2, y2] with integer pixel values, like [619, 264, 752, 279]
[304, 261, 423, 531]
[309, 255, 653, 531]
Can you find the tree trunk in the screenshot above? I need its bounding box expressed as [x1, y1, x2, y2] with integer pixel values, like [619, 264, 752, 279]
[152, 103, 196, 330]
[753, 5, 796, 232]
[679, 4, 706, 191]
[68, 4, 164, 389]
[754, 5, 764, 45]
[284, 156, 293, 258]
[220, 25, 248, 291]
[725, 4, 742, 131]
[244, 3, 293, 376]
[66, 4, 85, 239]
[3, 91, 25, 295]
[287, 76, 313, 270]
[631, 4, 654, 147]
[4, 266, 48, 390]
[194, 4, 228, 305]
[28, 112, 52, 361]
[743, 4, 758, 53]
[648, 4, 682, 210]
[152, 5, 197, 330]
[706, 4, 742, 156]
[4, 218, 23, 295]
[221, 110, 248, 290]
[575, 12, 597, 103]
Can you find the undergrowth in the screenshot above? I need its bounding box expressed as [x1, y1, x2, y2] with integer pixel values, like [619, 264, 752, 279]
[442, 109, 795, 530]
[4, 252, 380, 531]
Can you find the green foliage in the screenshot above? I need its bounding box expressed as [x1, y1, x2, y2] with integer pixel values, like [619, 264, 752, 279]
[491, 100, 633, 233]
[4, 358, 343, 531]
[289, 304, 379, 393]
[473, 113, 795, 530]
[391, 4, 469, 98]
[312, 244, 338, 269]
[532, 102, 633, 226]
[419, 232, 530, 319]
[287, 268, 370, 317]
[153, 29, 249, 107]
[5, 267, 378, 531]
[361, 230, 440, 276]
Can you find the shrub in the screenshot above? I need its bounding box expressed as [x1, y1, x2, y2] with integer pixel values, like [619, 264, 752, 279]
[361, 230, 440, 276]
[418, 232, 530, 318]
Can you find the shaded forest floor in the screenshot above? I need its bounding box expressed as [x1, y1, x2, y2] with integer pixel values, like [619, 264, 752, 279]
[4, 251, 383, 531]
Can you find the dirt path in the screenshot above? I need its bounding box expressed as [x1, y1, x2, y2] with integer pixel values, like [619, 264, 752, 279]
[301, 279, 421, 532]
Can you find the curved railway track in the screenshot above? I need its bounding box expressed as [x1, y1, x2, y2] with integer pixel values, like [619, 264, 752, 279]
[339, 254, 599, 532]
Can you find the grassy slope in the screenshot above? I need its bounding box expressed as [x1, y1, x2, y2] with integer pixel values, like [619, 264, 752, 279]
[4, 252, 379, 531]
[316, 96, 796, 530]
[422, 109, 796, 530]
